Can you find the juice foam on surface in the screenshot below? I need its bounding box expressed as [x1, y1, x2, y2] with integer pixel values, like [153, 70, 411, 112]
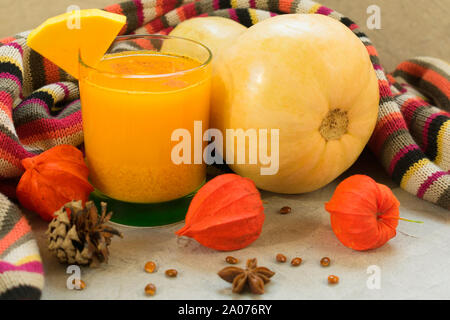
[84, 52, 206, 92]
[99, 52, 201, 75]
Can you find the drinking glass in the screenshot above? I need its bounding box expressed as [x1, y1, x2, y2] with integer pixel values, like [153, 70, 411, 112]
[79, 35, 212, 227]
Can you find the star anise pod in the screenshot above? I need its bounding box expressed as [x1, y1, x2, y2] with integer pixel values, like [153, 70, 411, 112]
[218, 258, 275, 294]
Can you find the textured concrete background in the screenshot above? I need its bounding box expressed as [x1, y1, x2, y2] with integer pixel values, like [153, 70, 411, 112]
[29, 154, 450, 300]
[0, 0, 449, 71]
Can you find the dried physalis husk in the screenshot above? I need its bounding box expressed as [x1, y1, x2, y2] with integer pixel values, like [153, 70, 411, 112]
[175, 174, 265, 251]
[325, 175, 400, 251]
[17, 145, 94, 221]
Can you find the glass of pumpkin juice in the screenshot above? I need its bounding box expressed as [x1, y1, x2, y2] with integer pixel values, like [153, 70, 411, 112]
[78, 35, 212, 227]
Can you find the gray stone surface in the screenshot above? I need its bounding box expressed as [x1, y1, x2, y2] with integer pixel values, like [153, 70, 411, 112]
[28, 151, 450, 300]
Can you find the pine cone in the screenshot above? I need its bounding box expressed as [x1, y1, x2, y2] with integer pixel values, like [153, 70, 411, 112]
[46, 200, 123, 267]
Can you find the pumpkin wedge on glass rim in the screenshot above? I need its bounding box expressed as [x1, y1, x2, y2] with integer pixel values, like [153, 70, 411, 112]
[27, 9, 126, 79]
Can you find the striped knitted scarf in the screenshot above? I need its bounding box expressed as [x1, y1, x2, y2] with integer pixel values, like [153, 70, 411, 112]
[0, 0, 448, 299]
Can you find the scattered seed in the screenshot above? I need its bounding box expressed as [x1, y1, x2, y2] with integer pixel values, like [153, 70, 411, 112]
[328, 275, 339, 284]
[279, 206, 292, 214]
[276, 253, 287, 263]
[320, 257, 331, 267]
[225, 256, 238, 264]
[165, 269, 178, 277]
[144, 261, 156, 273]
[72, 279, 86, 290]
[291, 257, 302, 266]
[145, 283, 157, 296]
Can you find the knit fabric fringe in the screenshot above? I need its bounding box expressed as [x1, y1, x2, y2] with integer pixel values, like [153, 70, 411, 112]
[0, 0, 449, 298]
[0, 193, 44, 299]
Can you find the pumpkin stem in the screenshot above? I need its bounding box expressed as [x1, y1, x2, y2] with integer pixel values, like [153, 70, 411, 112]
[319, 109, 349, 141]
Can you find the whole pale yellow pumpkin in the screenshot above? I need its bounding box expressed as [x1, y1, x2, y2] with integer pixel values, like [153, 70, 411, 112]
[169, 17, 246, 58]
[211, 14, 379, 194]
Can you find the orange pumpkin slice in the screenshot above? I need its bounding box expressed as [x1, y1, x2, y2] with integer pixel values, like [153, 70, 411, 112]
[27, 9, 126, 79]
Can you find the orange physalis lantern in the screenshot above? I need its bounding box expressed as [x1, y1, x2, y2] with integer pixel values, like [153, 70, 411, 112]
[325, 175, 400, 251]
[16, 145, 94, 221]
[176, 174, 265, 251]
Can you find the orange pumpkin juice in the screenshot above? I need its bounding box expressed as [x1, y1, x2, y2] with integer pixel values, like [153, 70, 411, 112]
[79, 51, 211, 203]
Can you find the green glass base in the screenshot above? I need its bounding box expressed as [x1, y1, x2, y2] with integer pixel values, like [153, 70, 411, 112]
[89, 185, 202, 227]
